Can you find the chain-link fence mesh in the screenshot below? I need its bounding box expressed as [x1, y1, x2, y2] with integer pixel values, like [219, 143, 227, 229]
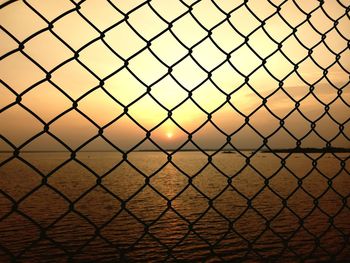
[1, 0, 350, 262]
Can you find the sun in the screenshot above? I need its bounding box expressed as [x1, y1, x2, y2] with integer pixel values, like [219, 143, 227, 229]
[166, 132, 173, 139]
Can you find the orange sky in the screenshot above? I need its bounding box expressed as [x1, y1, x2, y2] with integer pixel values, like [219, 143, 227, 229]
[0, 0, 349, 151]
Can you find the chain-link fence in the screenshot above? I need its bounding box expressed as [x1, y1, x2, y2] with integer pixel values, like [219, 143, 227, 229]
[1, 0, 350, 262]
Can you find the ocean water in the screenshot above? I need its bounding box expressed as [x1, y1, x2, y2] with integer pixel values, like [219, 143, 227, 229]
[0, 151, 349, 262]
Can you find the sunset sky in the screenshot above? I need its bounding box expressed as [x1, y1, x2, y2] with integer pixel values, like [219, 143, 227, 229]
[0, 0, 349, 151]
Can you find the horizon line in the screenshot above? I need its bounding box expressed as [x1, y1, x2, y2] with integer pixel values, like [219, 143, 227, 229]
[0, 147, 349, 154]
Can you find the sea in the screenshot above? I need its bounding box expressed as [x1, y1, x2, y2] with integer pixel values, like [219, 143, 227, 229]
[0, 151, 349, 262]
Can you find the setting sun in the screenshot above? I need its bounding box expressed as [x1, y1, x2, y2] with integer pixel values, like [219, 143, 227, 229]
[166, 132, 173, 139]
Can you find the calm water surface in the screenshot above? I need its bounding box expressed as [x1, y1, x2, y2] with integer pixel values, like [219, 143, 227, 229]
[0, 151, 349, 262]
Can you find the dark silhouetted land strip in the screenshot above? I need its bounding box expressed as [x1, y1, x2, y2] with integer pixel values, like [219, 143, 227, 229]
[262, 147, 350, 153]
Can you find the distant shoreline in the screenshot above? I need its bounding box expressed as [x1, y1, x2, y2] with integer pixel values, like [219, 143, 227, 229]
[261, 147, 350, 153]
[0, 149, 245, 153]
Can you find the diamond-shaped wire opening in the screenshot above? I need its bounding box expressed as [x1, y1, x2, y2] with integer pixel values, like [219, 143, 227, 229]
[76, 142, 123, 172]
[0, 1, 47, 40]
[281, 35, 309, 63]
[264, 12, 293, 42]
[270, 207, 300, 239]
[265, 88, 296, 118]
[19, 239, 67, 262]
[77, 89, 124, 127]
[229, 125, 263, 149]
[79, 0, 124, 31]
[102, 162, 146, 201]
[23, 31, 73, 71]
[297, 59, 324, 84]
[233, 208, 266, 240]
[150, 31, 188, 66]
[0, 28, 17, 57]
[126, 186, 167, 223]
[315, 115, 342, 140]
[247, 29, 278, 58]
[211, 103, 245, 135]
[232, 167, 265, 199]
[171, 99, 207, 132]
[45, 212, 95, 254]
[0, 192, 12, 220]
[48, 161, 97, 201]
[264, 51, 295, 80]
[150, 122, 188, 150]
[103, 68, 146, 106]
[246, 0, 278, 20]
[20, 150, 69, 173]
[0, 53, 45, 94]
[52, 11, 99, 50]
[78, 40, 124, 78]
[0, 83, 16, 110]
[228, 86, 261, 116]
[127, 151, 169, 175]
[49, 110, 98, 149]
[75, 186, 121, 225]
[124, 235, 169, 262]
[150, 76, 188, 109]
[171, 186, 208, 222]
[269, 169, 299, 198]
[192, 38, 226, 71]
[19, 186, 68, 227]
[249, 107, 280, 137]
[229, 5, 261, 36]
[213, 188, 247, 219]
[193, 164, 227, 199]
[318, 189, 344, 216]
[0, 213, 40, 256]
[100, 209, 144, 250]
[128, 49, 168, 86]
[103, 115, 146, 150]
[148, 209, 189, 246]
[150, 165, 188, 200]
[252, 188, 284, 219]
[26, 1, 75, 21]
[21, 82, 71, 122]
[193, 208, 229, 244]
[171, 150, 208, 175]
[191, 0, 226, 30]
[104, 22, 146, 59]
[325, 28, 349, 53]
[211, 21, 245, 53]
[192, 81, 226, 113]
[229, 45, 262, 76]
[151, 0, 188, 22]
[128, 4, 168, 41]
[0, 159, 42, 200]
[171, 14, 207, 47]
[127, 94, 168, 130]
[71, 237, 120, 262]
[0, 106, 43, 145]
[211, 62, 245, 94]
[191, 122, 227, 149]
[174, 58, 208, 87]
[50, 59, 99, 100]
